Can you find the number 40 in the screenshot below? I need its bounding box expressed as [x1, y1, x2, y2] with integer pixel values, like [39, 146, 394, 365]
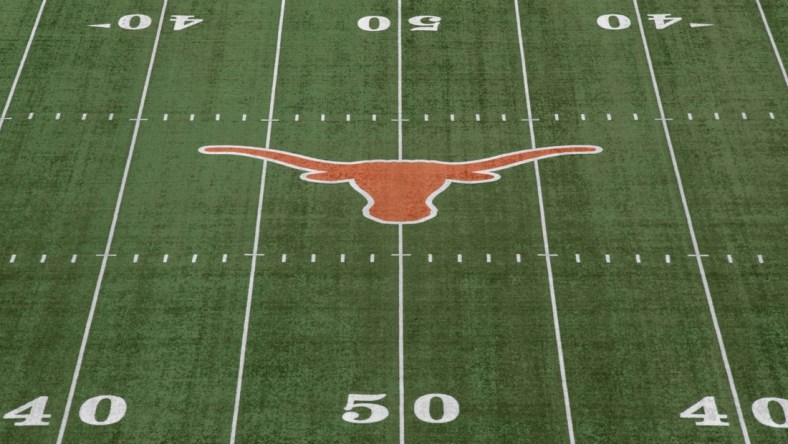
[681, 396, 788, 429]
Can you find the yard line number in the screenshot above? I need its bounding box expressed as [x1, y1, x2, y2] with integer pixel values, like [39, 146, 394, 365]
[597, 13, 683, 30]
[90, 14, 202, 31]
[681, 396, 788, 429]
[3, 395, 126, 427]
[357, 15, 442, 32]
[342, 393, 459, 424]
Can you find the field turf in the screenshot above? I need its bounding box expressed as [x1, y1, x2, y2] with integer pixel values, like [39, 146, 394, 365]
[0, 1, 786, 442]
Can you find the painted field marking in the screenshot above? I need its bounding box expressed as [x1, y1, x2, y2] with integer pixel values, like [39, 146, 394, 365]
[514, 1, 575, 441]
[163, 254, 169, 263]
[687, 113, 693, 121]
[108, 113, 114, 121]
[71, 254, 78, 264]
[427, 253, 433, 263]
[580, 113, 586, 121]
[450, 113, 455, 121]
[516, 253, 522, 263]
[396, 5, 406, 442]
[215, 114, 221, 121]
[222, 254, 228, 263]
[191, 254, 198, 263]
[0, 0, 47, 135]
[311, 253, 316, 263]
[294, 113, 300, 121]
[575, 254, 581, 263]
[424, 114, 429, 121]
[754, 0, 788, 88]
[456, 253, 462, 263]
[769, 112, 775, 119]
[714, 112, 720, 120]
[133, 254, 139, 263]
[757, 254, 764, 264]
[281, 254, 287, 263]
[28, 112, 34, 120]
[741, 112, 748, 120]
[606, 113, 612, 121]
[343, 113, 349, 122]
[635, 254, 641, 264]
[189, 113, 195, 121]
[55, 112, 61, 120]
[554, 113, 560, 121]
[340, 253, 346, 263]
[727, 254, 733, 264]
[163, 113, 169, 121]
[475, 113, 481, 121]
[369, 254, 375, 263]
[57, 2, 170, 442]
[632, 2, 750, 441]
[81, 113, 87, 121]
[502, 114, 507, 121]
[633, 113, 639, 120]
[320, 113, 325, 121]
[40, 254, 46, 263]
[372, 113, 377, 121]
[230, 2, 286, 443]
[486, 253, 492, 263]
[605, 254, 611, 263]
[665, 254, 671, 263]
[9, 254, 16, 263]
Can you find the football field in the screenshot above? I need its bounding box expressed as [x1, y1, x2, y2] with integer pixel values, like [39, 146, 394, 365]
[0, 0, 786, 442]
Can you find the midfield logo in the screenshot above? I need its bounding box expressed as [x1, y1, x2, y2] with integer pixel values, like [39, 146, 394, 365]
[199, 145, 602, 224]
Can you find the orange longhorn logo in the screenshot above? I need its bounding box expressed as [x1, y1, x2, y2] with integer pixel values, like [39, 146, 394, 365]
[199, 145, 602, 224]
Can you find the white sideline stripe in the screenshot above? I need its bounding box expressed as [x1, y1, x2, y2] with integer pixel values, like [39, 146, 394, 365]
[0, 0, 47, 135]
[57, 2, 169, 443]
[396, 3, 405, 442]
[230, 1, 286, 443]
[754, 0, 788, 88]
[632, 2, 750, 441]
[514, 1, 575, 441]
[605, 254, 611, 263]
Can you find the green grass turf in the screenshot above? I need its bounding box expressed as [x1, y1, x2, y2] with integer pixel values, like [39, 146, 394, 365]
[0, 0, 785, 442]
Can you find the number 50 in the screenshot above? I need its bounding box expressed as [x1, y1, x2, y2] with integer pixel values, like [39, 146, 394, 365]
[357, 16, 442, 32]
[342, 393, 459, 424]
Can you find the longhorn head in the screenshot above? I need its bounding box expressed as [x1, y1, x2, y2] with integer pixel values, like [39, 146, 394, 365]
[199, 145, 602, 224]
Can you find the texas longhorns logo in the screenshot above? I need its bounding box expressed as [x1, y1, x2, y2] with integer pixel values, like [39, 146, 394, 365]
[199, 145, 602, 224]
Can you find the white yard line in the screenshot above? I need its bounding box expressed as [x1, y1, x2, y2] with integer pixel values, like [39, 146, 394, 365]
[631, 1, 750, 442]
[396, 2, 406, 443]
[56, 1, 169, 442]
[229, 1, 286, 443]
[513, 1, 575, 442]
[0, 0, 47, 134]
[754, 0, 788, 88]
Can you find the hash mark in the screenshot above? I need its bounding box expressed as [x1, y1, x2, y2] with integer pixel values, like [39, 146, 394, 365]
[486, 253, 492, 263]
[450, 114, 455, 122]
[554, 113, 560, 121]
[635, 254, 641, 264]
[55, 113, 61, 120]
[606, 113, 612, 121]
[633, 113, 639, 121]
[665, 254, 671, 263]
[295, 114, 300, 122]
[215, 114, 221, 121]
[222, 254, 228, 263]
[769, 112, 775, 120]
[757, 254, 764, 264]
[727, 254, 733, 264]
[191, 254, 198, 263]
[605, 254, 611, 263]
[28, 112, 34, 120]
[346, 114, 351, 122]
[320, 114, 325, 122]
[714, 112, 720, 120]
[575, 254, 581, 263]
[242, 114, 247, 122]
[163, 254, 169, 263]
[10, 254, 16, 263]
[163, 113, 169, 121]
[81, 113, 87, 121]
[340, 253, 346, 263]
[687, 113, 693, 121]
[281, 254, 287, 263]
[372, 114, 377, 122]
[369, 254, 375, 263]
[424, 114, 429, 122]
[457, 254, 462, 263]
[475, 114, 481, 121]
[501, 114, 507, 122]
[71, 254, 78, 263]
[581, 113, 586, 121]
[516, 253, 522, 263]
[108, 113, 114, 121]
[741, 112, 748, 120]
[311, 254, 316, 263]
[40, 254, 46, 264]
[427, 254, 433, 263]
[133, 254, 139, 263]
[189, 114, 195, 122]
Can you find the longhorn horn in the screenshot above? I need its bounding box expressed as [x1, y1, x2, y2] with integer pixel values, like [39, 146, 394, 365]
[455, 145, 602, 173]
[199, 145, 351, 173]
